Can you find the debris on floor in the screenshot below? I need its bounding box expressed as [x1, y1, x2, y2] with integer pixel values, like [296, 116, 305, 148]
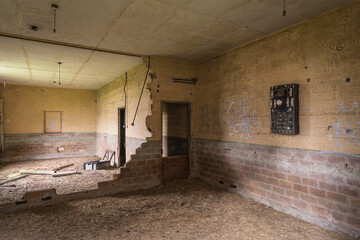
[83, 159, 110, 170]
[53, 163, 74, 172]
[0, 179, 354, 240]
[0, 156, 119, 204]
[20, 169, 79, 177]
[83, 149, 116, 170]
[1, 184, 16, 188]
[103, 149, 115, 162]
[7, 172, 21, 178]
[52, 171, 78, 177]
[0, 173, 28, 186]
[20, 170, 55, 175]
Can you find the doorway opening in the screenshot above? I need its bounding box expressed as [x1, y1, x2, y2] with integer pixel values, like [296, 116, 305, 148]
[118, 108, 126, 167]
[161, 102, 190, 184]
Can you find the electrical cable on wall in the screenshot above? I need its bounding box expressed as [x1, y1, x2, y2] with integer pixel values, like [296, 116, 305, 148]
[124, 72, 128, 128]
[131, 56, 150, 126]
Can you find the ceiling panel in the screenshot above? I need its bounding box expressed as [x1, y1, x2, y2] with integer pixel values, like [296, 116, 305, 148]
[99, 0, 249, 60]
[0, 0, 356, 89]
[0, 0, 18, 33]
[157, 0, 239, 18]
[79, 51, 141, 76]
[29, 69, 56, 84]
[22, 41, 93, 72]
[0, 66, 31, 83]
[0, 38, 28, 68]
[5, 0, 132, 46]
[222, 0, 355, 34]
[0, 38, 141, 90]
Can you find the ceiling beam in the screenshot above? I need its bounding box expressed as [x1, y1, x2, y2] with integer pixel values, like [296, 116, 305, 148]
[0, 31, 143, 58]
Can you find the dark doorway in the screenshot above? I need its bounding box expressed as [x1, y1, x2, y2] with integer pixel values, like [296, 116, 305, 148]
[161, 102, 190, 184]
[118, 108, 126, 167]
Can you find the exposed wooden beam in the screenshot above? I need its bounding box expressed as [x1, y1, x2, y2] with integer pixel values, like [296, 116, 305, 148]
[0, 31, 143, 58]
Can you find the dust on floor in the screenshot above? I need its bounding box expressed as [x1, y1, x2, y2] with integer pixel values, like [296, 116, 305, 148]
[0, 179, 355, 240]
[0, 156, 119, 204]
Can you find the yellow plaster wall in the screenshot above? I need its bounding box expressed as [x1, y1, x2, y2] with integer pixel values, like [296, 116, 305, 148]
[96, 62, 152, 140]
[97, 57, 196, 141]
[2, 2, 358, 155]
[147, 57, 196, 141]
[194, 2, 360, 154]
[0, 85, 97, 134]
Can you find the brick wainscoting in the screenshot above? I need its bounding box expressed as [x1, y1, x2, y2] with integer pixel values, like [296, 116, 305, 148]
[0, 132, 96, 162]
[191, 139, 360, 237]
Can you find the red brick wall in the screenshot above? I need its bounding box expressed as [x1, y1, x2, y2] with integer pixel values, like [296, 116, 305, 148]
[113, 140, 162, 186]
[0, 132, 96, 162]
[192, 139, 360, 236]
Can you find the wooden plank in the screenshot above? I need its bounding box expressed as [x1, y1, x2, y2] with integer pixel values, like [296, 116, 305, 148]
[52, 171, 79, 177]
[53, 164, 74, 172]
[20, 170, 55, 175]
[0, 174, 28, 186]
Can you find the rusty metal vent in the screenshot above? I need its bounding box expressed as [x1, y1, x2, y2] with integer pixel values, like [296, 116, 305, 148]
[172, 78, 197, 84]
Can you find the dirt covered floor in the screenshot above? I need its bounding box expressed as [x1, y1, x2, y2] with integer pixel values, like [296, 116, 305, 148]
[0, 156, 119, 204]
[0, 179, 355, 240]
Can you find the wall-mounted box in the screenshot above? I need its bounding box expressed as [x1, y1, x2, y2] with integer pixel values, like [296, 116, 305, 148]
[270, 84, 299, 135]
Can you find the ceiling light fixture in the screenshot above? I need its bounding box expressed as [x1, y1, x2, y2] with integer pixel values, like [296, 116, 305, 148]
[51, 4, 59, 33]
[282, 0, 287, 16]
[58, 62, 62, 85]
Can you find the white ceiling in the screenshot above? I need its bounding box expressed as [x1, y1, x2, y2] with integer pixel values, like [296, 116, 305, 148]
[0, 0, 355, 90]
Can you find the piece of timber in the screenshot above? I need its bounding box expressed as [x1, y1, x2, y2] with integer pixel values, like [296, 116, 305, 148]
[53, 164, 74, 172]
[20, 170, 55, 175]
[0, 174, 28, 186]
[52, 171, 79, 177]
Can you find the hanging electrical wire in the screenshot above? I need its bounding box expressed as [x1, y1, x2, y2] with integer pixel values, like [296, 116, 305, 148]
[58, 62, 62, 85]
[52, 4, 59, 33]
[282, 0, 287, 16]
[131, 57, 150, 126]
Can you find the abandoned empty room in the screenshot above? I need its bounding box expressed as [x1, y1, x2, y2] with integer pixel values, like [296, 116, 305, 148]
[0, 0, 359, 239]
